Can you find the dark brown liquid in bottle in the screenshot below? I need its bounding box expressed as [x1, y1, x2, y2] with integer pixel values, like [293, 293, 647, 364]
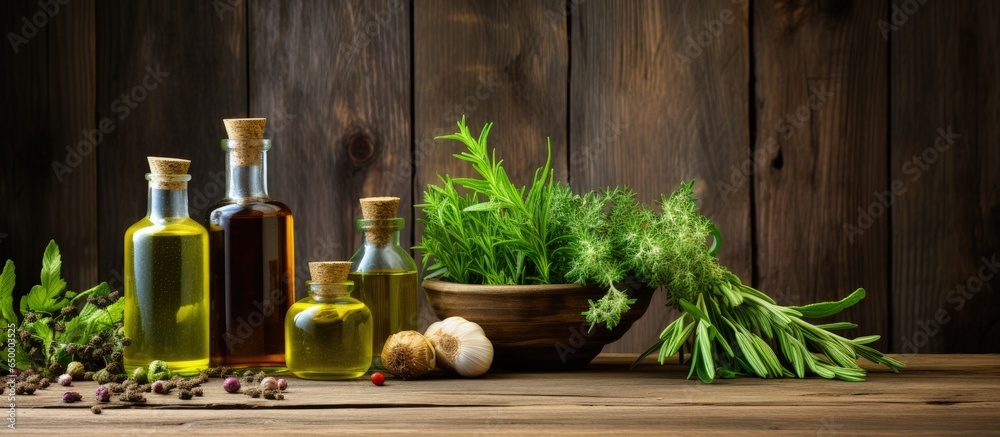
[209, 200, 294, 368]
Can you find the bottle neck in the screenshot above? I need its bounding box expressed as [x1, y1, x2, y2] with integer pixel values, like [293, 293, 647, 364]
[357, 218, 405, 247]
[308, 282, 353, 300]
[148, 186, 189, 220]
[362, 229, 401, 247]
[225, 152, 268, 199]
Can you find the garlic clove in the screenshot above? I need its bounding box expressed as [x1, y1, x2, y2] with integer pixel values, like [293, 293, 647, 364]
[424, 316, 494, 378]
[381, 330, 436, 380]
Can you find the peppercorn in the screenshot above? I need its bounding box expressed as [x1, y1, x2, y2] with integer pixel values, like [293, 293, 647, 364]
[178, 389, 193, 400]
[371, 372, 385, 386]
[91, 405, 102, 414]
[95, 386, 111, 403]
[223, 377, 241, 393]
[62, 391, 83, 403]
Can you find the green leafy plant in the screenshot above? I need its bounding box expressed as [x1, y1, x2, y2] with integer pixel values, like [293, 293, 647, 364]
[1, 240, 128, 377]
[415, 116, 558, 285]
[417, 118, 904, 383]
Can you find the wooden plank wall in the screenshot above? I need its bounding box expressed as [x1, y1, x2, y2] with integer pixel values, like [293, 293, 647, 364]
[1, 0, 997, 354]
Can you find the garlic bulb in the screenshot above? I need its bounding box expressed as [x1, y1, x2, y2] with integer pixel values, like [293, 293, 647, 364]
[424, 317, 493, 377]
[381, 330, 436, 380]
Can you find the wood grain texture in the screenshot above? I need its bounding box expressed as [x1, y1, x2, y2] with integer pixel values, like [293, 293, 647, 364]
[753, 0, 889, 350]
[891, 0, 1000, 353]
[12, 355, 1000, 434]
[0, 0, 96, 296]
[570, 0, 751, 353]
[95, 1, 247, 290]
[413, 0, 568, 329]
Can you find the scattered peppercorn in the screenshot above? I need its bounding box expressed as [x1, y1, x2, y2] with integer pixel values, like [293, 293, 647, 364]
[276, 378, 288, 391]
[243, 387, 262, 398]
[119, 388, 146, 403]
[192, 387, 203, 397]
[38, 377, 50, 389]
[223, 377, 241, 394]
[371, 372, 385, 386]
[151, 380, 170, 394]
[58, 374, 73, 386]
[260, 376, 278, 390]
[91, 405, 102, 414]
[62, 391, 83, 403]
[95, 386, 111, 403]
[178, 389, 193, 400]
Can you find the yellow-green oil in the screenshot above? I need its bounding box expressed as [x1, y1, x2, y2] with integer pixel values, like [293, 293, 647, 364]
[349, 270, 418, 366]
[124, 218, 210, 375]
[285, 292, 372, 379]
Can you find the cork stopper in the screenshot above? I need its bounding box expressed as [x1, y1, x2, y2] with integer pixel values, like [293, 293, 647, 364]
[360, 197, 400, 245]
[223, 118, 266, 165]
[147, 157, 190, 190]
[308, 261, 352, 284]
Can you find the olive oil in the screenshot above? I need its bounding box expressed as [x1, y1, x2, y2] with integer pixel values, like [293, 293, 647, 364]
[124, 157, 210, 375]
[349, 197, 419, 368]
[125, 225, 209, 373]
[286, 262, 372, 379]
[349, 270, 418, 360]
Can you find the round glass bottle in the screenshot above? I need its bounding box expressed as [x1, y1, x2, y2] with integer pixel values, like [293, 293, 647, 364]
[349, 197, 418, 369]
[286, 262, 372, 380]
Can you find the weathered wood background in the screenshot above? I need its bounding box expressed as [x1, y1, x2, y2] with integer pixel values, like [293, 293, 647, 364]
[1, 0, 997, 354]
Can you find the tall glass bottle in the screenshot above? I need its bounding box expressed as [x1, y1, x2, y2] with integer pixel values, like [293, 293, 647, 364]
[349, 197, 418, 368]
[286, 261, 372, 380]
[208, 118, 295, 369]
[124, 157, 210, 375]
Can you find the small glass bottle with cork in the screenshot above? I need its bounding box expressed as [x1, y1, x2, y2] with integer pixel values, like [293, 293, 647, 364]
[208, 118, 295, 370]
[124, 157, 210, 375]
[285, 261, 373, 379]
[349, 197, 419, 368]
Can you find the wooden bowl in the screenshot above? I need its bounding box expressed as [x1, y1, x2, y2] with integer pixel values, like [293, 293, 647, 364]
[422, 279, 657, 370]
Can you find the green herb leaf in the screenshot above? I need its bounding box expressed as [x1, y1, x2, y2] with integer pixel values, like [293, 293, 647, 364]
[790, 288, 866, 318]
[0, 260, 16, 326]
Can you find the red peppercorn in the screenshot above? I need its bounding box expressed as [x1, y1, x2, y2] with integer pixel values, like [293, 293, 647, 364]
[371, 372, 385, 386]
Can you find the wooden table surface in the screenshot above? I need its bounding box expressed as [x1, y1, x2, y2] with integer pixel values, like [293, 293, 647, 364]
[9, 354, 999, 435]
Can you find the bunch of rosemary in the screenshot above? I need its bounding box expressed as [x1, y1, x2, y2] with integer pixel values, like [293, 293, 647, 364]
[417, 118, 903, 383]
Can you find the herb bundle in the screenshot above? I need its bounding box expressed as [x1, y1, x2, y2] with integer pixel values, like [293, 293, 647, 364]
[417, 118, 904, 382]
[1, 240, 128, 378]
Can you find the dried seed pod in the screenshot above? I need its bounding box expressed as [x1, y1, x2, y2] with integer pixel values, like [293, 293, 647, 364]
[381, 331, 436, 380]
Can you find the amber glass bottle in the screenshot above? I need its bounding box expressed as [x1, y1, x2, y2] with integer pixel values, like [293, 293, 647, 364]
[208, 118, 294, 369]
[124, 157, 210, 375]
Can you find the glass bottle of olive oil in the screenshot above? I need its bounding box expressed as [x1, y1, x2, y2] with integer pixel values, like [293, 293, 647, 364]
[286, 261, 372, 379]
[349, 197, 418, 369]
[208, 118, 295, 369]
[124, 157, 210, 375]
